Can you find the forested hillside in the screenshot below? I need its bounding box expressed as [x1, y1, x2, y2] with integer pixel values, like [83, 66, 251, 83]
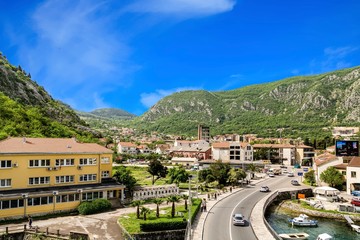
[135, 66, 360, 139]
[0, 52, 99, 141]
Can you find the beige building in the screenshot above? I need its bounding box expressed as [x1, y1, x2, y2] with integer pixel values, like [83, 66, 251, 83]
[0, 137, 125, 220]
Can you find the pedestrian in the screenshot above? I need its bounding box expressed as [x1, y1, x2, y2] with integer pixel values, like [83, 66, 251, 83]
[28, 215, 33, 229]
[202, 198, 207, 212]
[230, 187, 232, 193]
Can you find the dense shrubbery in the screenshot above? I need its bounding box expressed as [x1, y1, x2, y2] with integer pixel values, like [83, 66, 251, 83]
[78, 199, 112, 215]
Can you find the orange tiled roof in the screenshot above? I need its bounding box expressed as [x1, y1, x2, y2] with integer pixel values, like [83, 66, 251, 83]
[0, 137, 112, 154]
[118, 142, 137, 147]
[348, 157, 360, 167]
[314, 153, 337, 166]
[333, 163, 348, 169]
[212, 142, 230, 148]
[252, 144, 295, 148]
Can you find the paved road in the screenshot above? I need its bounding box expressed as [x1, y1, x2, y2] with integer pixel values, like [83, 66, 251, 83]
[203, 174, 298, 240]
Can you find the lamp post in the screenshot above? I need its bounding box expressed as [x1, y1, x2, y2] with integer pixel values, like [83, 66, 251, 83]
[187, 175, 193, 240]
[22, 193, 29, 217]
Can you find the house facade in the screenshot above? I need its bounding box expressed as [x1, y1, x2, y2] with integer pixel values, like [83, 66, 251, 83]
[212, 142, 253, 161]
[0, 138, 125, 220]
[346, 157, 360, 194]
[118, 142, 138, 154]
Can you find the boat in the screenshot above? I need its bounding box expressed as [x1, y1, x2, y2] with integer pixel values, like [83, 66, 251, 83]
[351, 224, 360, 233]
[316, 233, 332, 240]
[279, 232, 309, 240]
[288, 214, 318, 227]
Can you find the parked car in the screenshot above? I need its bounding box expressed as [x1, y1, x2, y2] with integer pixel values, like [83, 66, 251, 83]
[291, 180, 300, 185]
[282, 169, 288, 174]
[260, 186, 270, 192]
[287, 172, 294, 177]
[352, 190, 360, 196]
[232, 213, 246, 226]
[351, 197, 360, 206]
[280, 165, 287, 169]
[268, 173, 275, 177]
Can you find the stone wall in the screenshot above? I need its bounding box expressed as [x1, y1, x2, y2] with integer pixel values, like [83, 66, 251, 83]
[132, 229, 185, 240]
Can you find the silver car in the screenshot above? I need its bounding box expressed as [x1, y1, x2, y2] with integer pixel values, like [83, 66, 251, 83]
[232, 213, 246, 226]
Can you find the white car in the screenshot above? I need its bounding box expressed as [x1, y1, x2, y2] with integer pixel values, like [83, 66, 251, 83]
[260, 186, 270, 192]
[287, 172, 294, 177]
[282, 169, 288, 174]
[232, 213, 246, 226]
[268, 173, 275, 177]
[291, 179, 300, 185]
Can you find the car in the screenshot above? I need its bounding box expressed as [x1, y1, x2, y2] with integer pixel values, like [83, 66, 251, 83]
[280, 165, 287, 169]
[282, 169, 288, 174]
[268, 173, 275, 177]
[260, 186, 270, 192]
[351, 197, 360, 206]
[352, 190, 360, 196]
[232, 213, 246, 226]
[291, 180, 300, 185]
[294, 164, 301, 169]
[287, 172, 294, 177]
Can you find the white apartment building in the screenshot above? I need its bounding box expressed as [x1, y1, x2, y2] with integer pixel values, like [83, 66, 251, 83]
[212, 142, 253, 161]
[346, 157, 360, 194]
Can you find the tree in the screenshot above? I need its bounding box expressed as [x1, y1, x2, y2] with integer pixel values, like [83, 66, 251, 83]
[152, 198, 164, 218]
[304, 170, 316, 186]
[228, 168, 247, 186]
[320, 166, 344, 188]
[131, 200, 144, 219]
[147, 159, 168, 185]
[209, 160, 231, 186]
[167, 195, 181, 218]
[113, 166, 137, 195]
[182, 194, 189, 211]
[140, 206, 151, 220]
[167, 166, 190, 186]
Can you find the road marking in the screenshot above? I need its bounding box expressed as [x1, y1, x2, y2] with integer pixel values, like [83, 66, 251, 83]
[229, 176, 288, 240]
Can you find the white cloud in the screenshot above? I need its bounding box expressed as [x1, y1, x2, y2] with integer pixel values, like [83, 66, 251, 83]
[140, 87, 200, 108]
[15, 0, 136, 110]
[127, 0, 236, 18]
[309, 46, 358, 73]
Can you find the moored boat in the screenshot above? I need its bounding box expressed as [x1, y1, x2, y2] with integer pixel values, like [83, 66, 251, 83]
[279, 232, 309, 240]
[351, 224, 360, 233]
[316, 233, 332, 240]
[288, 214, 318, 227]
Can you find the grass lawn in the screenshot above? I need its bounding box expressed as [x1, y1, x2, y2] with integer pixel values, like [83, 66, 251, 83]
[119, 200, 200, 234]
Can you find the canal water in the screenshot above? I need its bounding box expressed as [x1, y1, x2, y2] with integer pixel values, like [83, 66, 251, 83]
[265, 209, 359, 239]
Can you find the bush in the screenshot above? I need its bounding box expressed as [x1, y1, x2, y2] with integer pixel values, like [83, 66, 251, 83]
[78, 199, 112, 215]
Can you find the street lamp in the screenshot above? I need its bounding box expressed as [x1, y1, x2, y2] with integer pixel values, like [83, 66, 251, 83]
[21, 193, 29, 217]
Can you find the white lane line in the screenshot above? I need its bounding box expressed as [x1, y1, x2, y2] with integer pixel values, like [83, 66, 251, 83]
[229, 176, 287, 240]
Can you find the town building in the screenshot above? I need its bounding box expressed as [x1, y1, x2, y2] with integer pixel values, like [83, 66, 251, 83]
[346, 156, 360, 194]
[332, 127, 359, 138]
[212, 142, 253, 161]
[0, 137, 125, 220]
[198, 125, 210, 142]
[117, 142, 138, 154]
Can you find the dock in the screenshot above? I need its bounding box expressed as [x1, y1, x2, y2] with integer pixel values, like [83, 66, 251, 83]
[344, 215, 354, 225]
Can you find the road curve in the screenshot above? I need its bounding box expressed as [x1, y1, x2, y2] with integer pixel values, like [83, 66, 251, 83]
[203, 175, 293, 240]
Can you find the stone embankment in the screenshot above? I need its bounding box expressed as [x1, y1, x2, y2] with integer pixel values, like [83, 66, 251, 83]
[275, 200, 360, 221]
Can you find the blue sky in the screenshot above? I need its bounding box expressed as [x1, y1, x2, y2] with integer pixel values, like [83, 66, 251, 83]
[1, 0, 359, 115]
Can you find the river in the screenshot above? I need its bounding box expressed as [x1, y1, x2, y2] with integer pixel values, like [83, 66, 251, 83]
[265, 206, 359, 239]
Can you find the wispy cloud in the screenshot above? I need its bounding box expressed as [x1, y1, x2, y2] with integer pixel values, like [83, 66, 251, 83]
[15, 0, 136, 111]
[310, 46, 358, 73]
[140, 87, 200, 108]
[127, 0, 236, 18]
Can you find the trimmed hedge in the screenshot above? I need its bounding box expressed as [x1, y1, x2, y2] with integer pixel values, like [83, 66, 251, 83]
[78, 199, 112, 215]
[139, 198, 202, 232]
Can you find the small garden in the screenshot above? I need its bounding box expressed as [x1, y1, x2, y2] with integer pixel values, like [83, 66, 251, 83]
[119, 197, 201, 234]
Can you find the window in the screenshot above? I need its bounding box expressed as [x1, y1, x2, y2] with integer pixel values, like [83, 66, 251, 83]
[342, 171, 346, 175]
[27, 196, 53, 206]
[101, 157, 110, 164]
[55, 175, 74, 184]
[29, 177, 50, 185]
[79, 174, 97, 182]
[0, 160, 12, 168]
[82, 191, 103, 201]
[351, 171, 357, 178]
[101, 171, 110, 178]
[55, 159, 74, 166]
[0, 179, 11, 188]
[79, 158, 97, 165]
[29, 159, 50, 167]
[56, 194, 79, 203]
[247, 146, 252, 150]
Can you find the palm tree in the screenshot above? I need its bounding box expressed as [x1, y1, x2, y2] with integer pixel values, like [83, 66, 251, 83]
[131, 200, 144, 219]
[153, 198, 164, 218]
[182, 194, 189, 211]
[140, 206, 151, 220]
[167, 195, 181, 218]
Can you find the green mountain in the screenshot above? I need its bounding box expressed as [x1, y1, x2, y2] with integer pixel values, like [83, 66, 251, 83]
[0, 52, 100, 140]
[136, 66, 360, 138]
